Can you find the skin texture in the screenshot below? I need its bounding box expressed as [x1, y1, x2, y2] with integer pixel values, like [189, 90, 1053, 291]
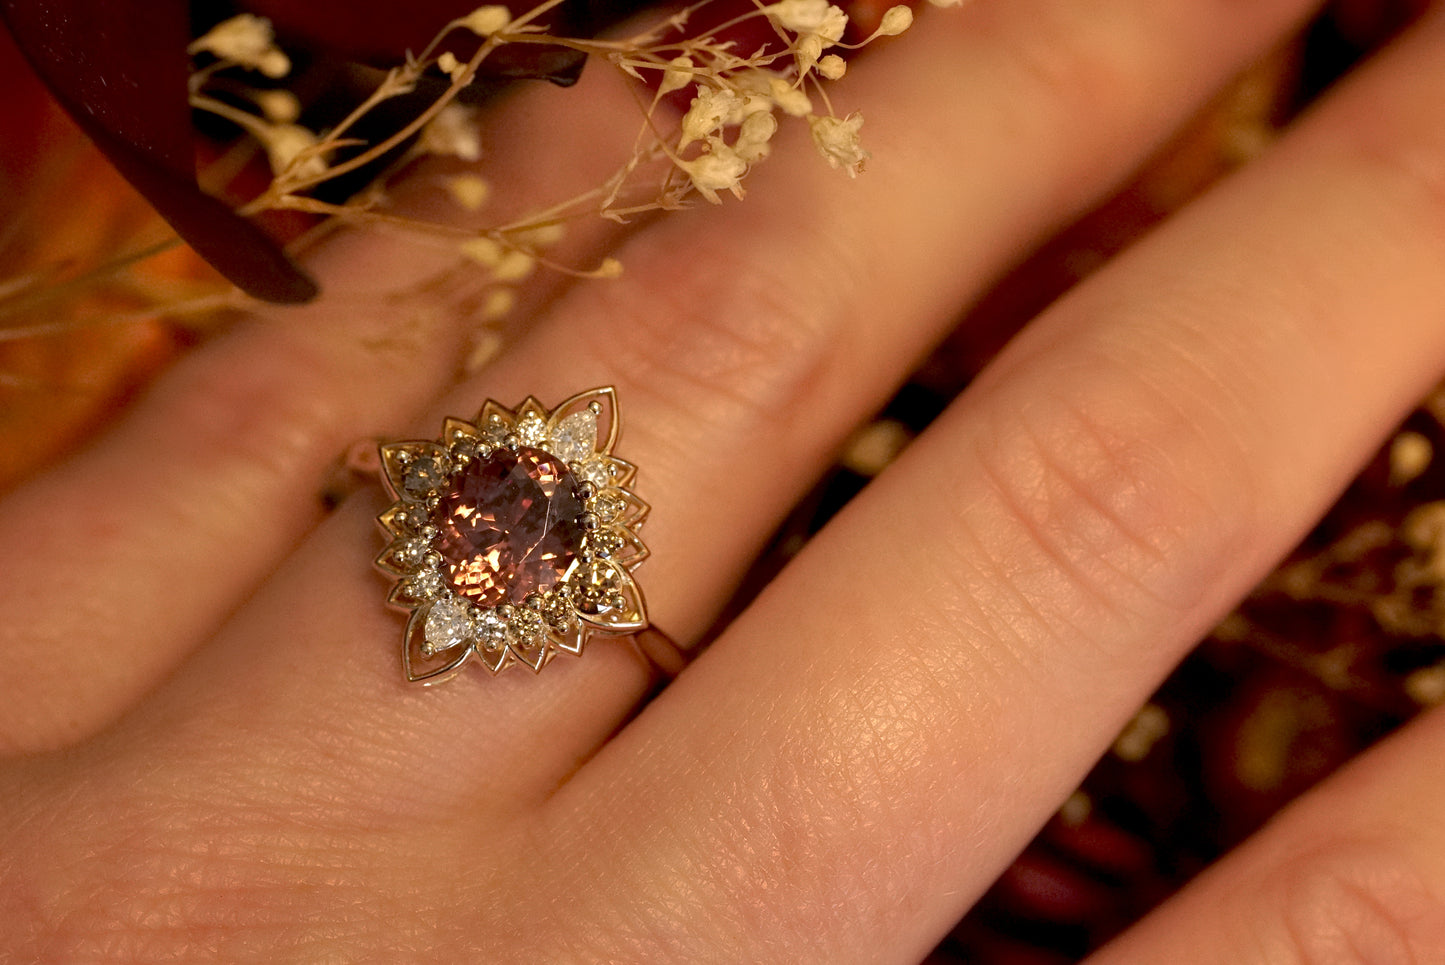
[4, 0, 1445, 962]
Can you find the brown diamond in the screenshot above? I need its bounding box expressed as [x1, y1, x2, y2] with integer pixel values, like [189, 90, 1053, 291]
[430, 447, 585, 606]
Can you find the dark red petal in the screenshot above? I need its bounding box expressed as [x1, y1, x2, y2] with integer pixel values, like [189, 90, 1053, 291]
[0, 0, 317, 302]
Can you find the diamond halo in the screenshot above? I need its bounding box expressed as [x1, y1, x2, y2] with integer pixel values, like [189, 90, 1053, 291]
[374, 387, 650, 683]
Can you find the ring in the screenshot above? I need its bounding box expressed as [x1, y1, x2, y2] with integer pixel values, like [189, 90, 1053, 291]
[373, 387, 650, 683]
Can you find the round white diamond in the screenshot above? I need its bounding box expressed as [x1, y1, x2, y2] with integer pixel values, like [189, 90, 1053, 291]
[508, 607, 545, 649]
[516, 414, 547, 446]
[396, 537, 429, 569]
[475, 609, 507, 652]
[576, 457, 614, 488]
[548, 410, 598, 464]
[423, 598, 472, 654]
[409, 568, 446, 600]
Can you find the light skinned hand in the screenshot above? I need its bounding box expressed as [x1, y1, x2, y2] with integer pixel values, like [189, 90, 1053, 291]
[4, 0, 1445, 961]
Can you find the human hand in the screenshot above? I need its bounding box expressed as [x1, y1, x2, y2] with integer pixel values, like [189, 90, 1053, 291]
[4, 0, 1445, 961]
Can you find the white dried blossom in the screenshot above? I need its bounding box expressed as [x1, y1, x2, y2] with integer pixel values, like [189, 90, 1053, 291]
[492, 249, 536, 281]
[460, 237, 535, 280]
[816, 54, 847, 80]
[733, 70, 811, 117]
[680, 87, 747, 149]
[253, 89, 301, 123]
[189, 14, 291, 78]
[509, 222, 567, 249]
[436, 51, 469, 83]
[258, 123, 327, 179]
[678, 141, 747, 204]
[766, 0, 846, 36]
[734, 111, 778, 163]
[458, 5, 513, 36]
[767, 77, 812, 117]
[460, 236, 504, 266]
[877, 5, 913, 36]
[446, 174, 491, 211]
[808, 112, 869, 176]
[659, 55, 694, 96]
[479, 289, 515, 322]
[766, 0, 848, 70]
[419, 103, 482, 160]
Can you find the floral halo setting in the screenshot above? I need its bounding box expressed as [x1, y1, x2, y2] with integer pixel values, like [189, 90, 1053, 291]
[374, 387, 649, 683]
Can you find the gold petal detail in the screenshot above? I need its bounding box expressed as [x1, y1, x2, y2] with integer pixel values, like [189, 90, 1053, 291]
[510, 638, 549, 672]
[605, 457, 637, 488]
[375, 536, 426, 575]
[477, 400, 517, 435]
[377, 503, 421, 538]
[514, 396, 548, 424]
[403, 609, 473, 683]
[550, 623, 587, 656]
[475, 635, 513, 674]
[598, 524, 649, 568]
[442, 417, 483, 448]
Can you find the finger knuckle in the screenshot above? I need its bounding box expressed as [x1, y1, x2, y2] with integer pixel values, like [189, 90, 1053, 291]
[575, 230, 850, 451]
[1254, 836, 1445, 965]
[989, 4, 1149, 141]
[969, 346, 1253, 636]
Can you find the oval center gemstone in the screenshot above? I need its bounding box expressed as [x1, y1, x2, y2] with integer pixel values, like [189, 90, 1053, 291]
[430, 446, 585, 606]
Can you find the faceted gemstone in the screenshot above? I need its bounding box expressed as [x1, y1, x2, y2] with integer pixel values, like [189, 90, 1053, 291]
[571, 558, 627, 615]
[430, 447, 585, 606]
[402, 451, 450, 499]
[423, 598, 472, 654]
[548, 409, 598, 464]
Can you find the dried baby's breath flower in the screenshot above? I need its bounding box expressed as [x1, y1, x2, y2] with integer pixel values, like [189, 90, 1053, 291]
[252, 89, 301, 123]
[766, 0, 848, 38]
[480, 289, 516, 322]
[189, 14, 291, 77]
[816, 54, 847, 80]
[419, 103, 483, 160]
[734, 70, 811, 117]
[734, 111, 778, 163]
[680, 87, 748, 149]
[446, 175, 492, 211]
[511, 222, 566, 247]
[258, 123, 328, 179]
[808, 112, 869, 176]
[461, 237, 536, 281]
[678, 141, 748, 204]
[466, 328, 507, 370]
[877, 5, 914, 36]
[460, 236, 505, 266]
[494, 249, 537, 281]
[766, 0, 849, 70]
[458, 5, 514, 37]
[659, 56, 695, 96]
[436, 51, 469, 83]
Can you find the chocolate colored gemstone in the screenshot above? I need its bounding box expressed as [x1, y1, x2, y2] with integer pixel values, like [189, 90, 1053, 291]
[430, 447, 585, 606]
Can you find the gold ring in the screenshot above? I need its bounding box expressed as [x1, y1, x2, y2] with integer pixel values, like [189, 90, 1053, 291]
[373, 387, 650, 683]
